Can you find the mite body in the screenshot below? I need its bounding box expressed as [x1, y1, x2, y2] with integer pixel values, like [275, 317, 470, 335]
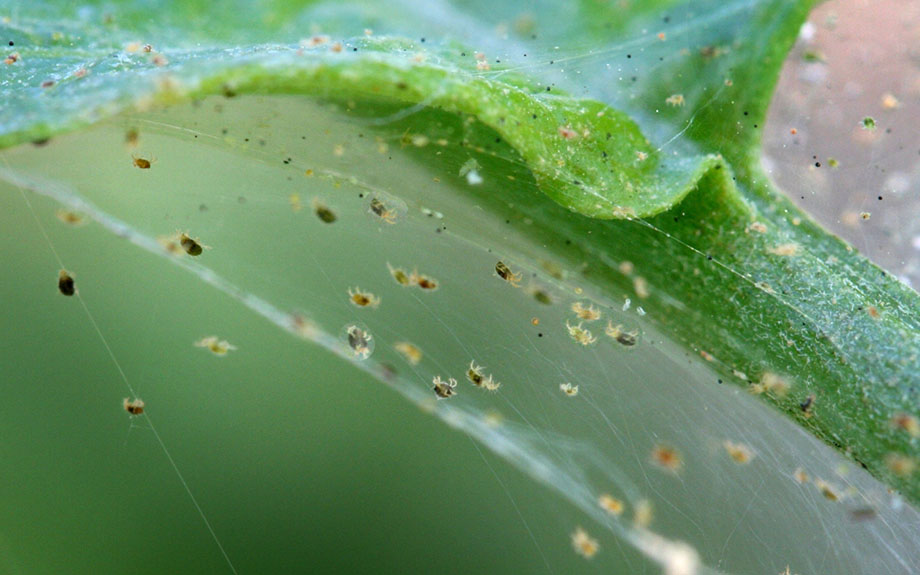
[432, 376, 457, 399]
[123, 397, 145, 415]
[495, 261, 522, 287]
[58, 270, 76, 296]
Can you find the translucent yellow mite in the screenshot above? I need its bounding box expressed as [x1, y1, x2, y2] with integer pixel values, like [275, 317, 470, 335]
[348, 287, 381, 309]
[571, 302, 601, 322]
[598, 494, 624, 516]
[722, 440, 756, 464]
[559, 382, 579, 396]
[571, 527, 599, 559]
[566, 321, 597, 346]
[650, 444, 683, 473]
[194, 336, 237, 356]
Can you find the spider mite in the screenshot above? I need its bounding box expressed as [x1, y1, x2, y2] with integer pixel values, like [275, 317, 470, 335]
[650, 444, 683, 473]
[123, 397, 145, 415]
[571, 527, 599, 559]
[466, 361, 500, 391]
[348, 287, 381, 308]
[312, 199, 337, 223]
[605, 322, 638, 347]
[387, 263, 411, 286]
[409, 270, 439, 291]
[566, 321, 597, 346]
[58, 269, 76, 296]
[432, 376, 457, 399]
[559, 382, 579, 396]
[131, 154, 154, 169]
[495, 261, 522, 287]
[179, 233, 205, 256]
[598, 494, 624, 516]
[722, 440, 755, 464]
[571, 301, 601, 321]
[344, 324, 374, 360]
[194, 336, 237, 356]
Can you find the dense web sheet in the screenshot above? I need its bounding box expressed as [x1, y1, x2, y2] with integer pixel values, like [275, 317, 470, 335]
[1, 1, 918, 574]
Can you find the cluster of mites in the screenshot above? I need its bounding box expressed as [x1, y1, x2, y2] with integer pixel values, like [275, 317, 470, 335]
[431, 361, 501, 399]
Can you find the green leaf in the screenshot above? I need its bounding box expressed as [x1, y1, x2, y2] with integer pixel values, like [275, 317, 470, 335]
[1, 1, 918, 573]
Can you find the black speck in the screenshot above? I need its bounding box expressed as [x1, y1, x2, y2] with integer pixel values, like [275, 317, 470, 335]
[8, 41, 13, 46]
[706, 255, 713, 260]
[532, 114, 537, 119]
[546, 86, 551, 91]
[815, 162, 821, 167]
[717, 379, 723, 384]
[743, 111, 748, 116]
[420, 38, 425, 43]
[627, 54, 631, 58]
[878, 196, 883, 200]
[537, 333, 543, 338]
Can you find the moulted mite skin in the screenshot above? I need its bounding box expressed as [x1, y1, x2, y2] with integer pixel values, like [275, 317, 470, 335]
[432, 376, 457, 399]
[131, 154, 154, 169]
[179, 233, 205, 256]
[570, 527, 599, 559]
[194, 336, 237, 356]
[368, 197, 397, 224]
[348, 287, 380, 309]
[650, 444, 683, 473]
[125, 128, 139, 147]
[495, 261, 522, 287]
[312, 199, 337, 223]
[605, 321, 638, 347]
[566, 321, 597, 346]
[58, 269, 76, 296]
[571, 302, 601, 322]
[722, 440, 755, 464]
[559, 382, 579, 396]
[387, 263, 411, 286]
[123, 397, 145, 415]
[394, 342, 422, 365]
[344, 324, 373, 360]
[598, 494, 624, 516]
